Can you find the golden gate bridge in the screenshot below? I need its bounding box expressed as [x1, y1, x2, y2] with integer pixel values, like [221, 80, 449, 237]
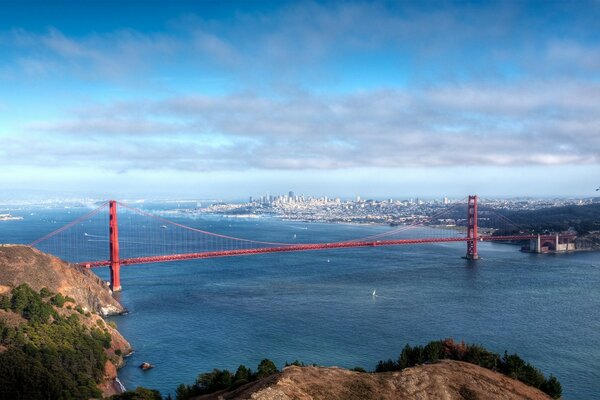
[29, 195, 575, 292]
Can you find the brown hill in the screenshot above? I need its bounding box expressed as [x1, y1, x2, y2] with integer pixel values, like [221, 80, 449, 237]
[0, 244, 124, 315]
[196, 361, 552, 400]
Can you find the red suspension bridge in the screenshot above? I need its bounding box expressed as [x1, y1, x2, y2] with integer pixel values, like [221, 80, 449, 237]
[29, 195, 575, 292]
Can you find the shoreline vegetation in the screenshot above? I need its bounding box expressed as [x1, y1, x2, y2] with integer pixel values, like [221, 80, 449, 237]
[112, 339, 561, 400]
[0, 284, 126, 399]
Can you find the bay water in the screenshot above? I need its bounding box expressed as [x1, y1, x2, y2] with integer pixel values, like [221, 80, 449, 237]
[1, 205, 599, 398]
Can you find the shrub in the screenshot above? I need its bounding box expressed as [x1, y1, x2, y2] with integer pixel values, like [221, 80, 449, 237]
[39, 287, 54, 298]
[50, 293, 66, 307]
[0, 295, 10, 310]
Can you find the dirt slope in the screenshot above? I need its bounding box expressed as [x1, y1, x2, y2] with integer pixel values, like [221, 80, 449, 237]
[196, 360, 552, 400]
[0, 244, 123, 315]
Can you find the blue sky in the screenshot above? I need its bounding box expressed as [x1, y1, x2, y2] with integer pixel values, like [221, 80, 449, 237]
[1, 0, 600, 200]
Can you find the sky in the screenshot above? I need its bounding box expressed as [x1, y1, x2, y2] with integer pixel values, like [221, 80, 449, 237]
[1, 0, 600, 200]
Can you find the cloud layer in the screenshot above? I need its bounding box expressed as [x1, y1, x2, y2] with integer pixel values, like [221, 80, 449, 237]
[1, 1, 600, 179]
[4, 79, 597, 172]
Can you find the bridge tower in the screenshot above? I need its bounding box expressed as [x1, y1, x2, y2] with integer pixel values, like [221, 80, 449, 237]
[109, 200, 121, 292]
[465, 195, 480, 260]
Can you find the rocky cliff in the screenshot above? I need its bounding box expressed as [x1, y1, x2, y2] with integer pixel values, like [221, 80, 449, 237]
[195, 361, 552, 400]
[0, 244, 124, 315]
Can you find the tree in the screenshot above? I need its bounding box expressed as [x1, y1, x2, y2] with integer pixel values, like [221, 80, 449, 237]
[234, 364, 252, 386]
[256, 359, 278, 379]
[540, 375, 562, 399]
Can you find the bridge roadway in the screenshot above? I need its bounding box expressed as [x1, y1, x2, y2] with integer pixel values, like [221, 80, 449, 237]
[79, 234, 569, 268]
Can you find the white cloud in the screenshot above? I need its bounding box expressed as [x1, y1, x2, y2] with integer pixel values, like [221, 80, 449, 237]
[4, 80, 597, 172]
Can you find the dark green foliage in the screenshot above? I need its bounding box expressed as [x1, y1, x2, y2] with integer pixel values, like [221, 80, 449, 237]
[375, 358, 397, 372]
[256, 358, 278, 378]
[540, 375, 562, 399]
[91, 327, 112, 349]
[0, 284, 111, 400]
[110, 386, 163, 400]
[115, 348, 122, 356]
[375, 339, 561, 399]
[50, 293, 66, 307]
[351, 366, 367, 372]
[75, 305, 85, 314]
[39, 287, 54, 298]
[175, 359, 278, 399]
[65, 296, 76, 303]
[197, 369, 233, 392]
[0, 295, 10, 310]
[233, 364, 252, 386]
[10, 284, 55, 324]
[284, 359, 306, 367]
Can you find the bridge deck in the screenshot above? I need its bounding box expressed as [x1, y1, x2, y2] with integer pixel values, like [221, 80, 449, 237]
[79, 234, 562, 268]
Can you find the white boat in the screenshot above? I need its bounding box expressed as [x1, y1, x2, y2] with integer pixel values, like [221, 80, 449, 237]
[160, 225, 167, 229]
[372, 289, 377, 297]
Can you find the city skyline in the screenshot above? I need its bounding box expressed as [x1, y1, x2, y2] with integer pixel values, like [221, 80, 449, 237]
[2, 1, 600, 199]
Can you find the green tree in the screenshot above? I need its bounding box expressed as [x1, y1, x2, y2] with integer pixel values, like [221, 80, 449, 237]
[540, 375, 562, 399]
[196, 369, 233, 393]
[234, 364, 252, 386]
[256, 359, 278, 379]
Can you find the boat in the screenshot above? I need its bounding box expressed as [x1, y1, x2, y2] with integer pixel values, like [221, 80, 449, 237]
[160, 225, 167, 229]
[372, 289, 377, 297]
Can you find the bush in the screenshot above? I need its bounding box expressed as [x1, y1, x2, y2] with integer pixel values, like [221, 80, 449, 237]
[50, 293, 66, 307]
[39, 287, 54, 298]
[0, 295, 10, 310]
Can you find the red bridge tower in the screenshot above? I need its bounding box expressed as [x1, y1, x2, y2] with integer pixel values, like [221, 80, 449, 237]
[465, 195, 480, 260]
[109, 200, 121, 291]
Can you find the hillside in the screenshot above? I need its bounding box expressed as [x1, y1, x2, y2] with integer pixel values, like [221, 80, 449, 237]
[0, 244, 124, 315]
[0, 245, 131, 398]
[193, 361, 552, 400]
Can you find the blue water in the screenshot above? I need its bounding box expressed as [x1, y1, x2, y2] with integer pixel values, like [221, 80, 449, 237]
[1, 205, 599, 399]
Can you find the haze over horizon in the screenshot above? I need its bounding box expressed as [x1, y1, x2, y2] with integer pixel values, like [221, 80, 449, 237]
[2, 1, 600, 199]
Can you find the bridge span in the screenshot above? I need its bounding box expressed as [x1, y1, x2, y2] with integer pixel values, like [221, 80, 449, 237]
[29, 195, 575, 292]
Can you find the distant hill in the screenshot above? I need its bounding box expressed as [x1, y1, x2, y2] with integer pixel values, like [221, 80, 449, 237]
[501, 203, 600, 234]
